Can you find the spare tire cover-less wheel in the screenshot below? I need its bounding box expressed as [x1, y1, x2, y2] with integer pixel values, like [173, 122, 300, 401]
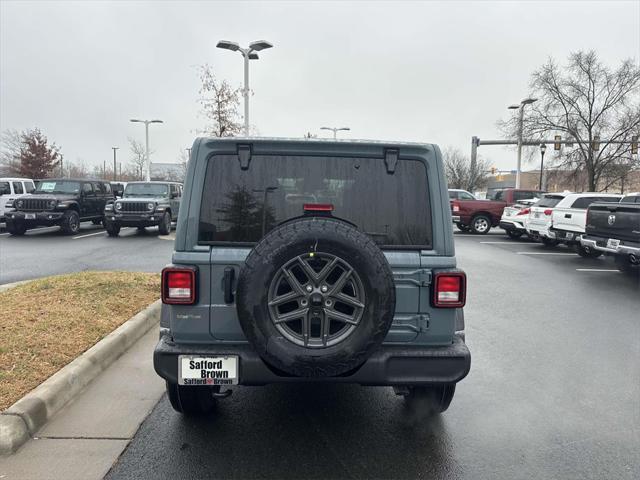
[236, 217, 396, 377]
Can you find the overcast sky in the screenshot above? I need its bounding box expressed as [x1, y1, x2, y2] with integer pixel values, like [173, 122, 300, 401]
[1, 0, 638, 173]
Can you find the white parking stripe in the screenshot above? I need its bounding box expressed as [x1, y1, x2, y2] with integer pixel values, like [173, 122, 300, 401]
[72, 231, 106, 240]
[480, 241, 535, 245]
[576, 268, 620, 273]
[517, 252, 577, 256]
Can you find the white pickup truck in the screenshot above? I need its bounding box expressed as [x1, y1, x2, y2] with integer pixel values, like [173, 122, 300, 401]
[549, 192, 622, 257]
[0, 177, 36, 223]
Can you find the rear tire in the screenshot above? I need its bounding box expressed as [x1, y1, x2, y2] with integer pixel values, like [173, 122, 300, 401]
[614, 254, 638, 276]
[6, 220, 27, 236]
[92, 218, 102, 225]
[456, 223, 469, 232]
[158, 212, 171, 235]
[404, 384, 456, 415]
[470, 215, 491, 235]
[576, 244, 602, 258]
[60, 210, 80, 235]
[541, 237, 559, 247]
[166, 381, 218, 415]
[506, 230, 523, 239]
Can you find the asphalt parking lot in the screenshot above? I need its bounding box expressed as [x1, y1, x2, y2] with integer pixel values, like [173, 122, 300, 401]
[101, 230, 640, 480]
[0, 223, 175, 284]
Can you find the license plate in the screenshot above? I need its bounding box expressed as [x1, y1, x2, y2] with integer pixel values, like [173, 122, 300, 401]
[25, 213, 35, 219]
[178, 355, 238, 386]
[606, 238, 620, 249]
[565, 232, 574, 240]
[534, 212, 541, 218]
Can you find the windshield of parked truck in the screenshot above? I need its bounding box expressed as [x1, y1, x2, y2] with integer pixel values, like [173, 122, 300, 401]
[124, 183, 168, 197]
[199, 154, 432, 248]
[34, 180, 81, 194]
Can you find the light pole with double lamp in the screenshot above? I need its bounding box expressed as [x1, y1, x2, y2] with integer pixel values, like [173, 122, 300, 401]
[129, 119, 163, 181]
[539, 143, 547, 191]
[216, 40, 273, 136]
[320, 127, 350, 139]
[508, 97, 537, 188]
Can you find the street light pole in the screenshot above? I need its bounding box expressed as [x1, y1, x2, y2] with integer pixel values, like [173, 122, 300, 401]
[508, 97, 537, 188]
[112, 147, 119, 181]
[320, 127, 350, 139]
[216, 40, 273, 136]
[539, 143, 547, 191]
[130, 119, 163, 181]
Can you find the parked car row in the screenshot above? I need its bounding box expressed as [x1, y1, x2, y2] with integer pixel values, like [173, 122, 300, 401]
[496, 191, 639, 274]
[2, 178, 182, 237]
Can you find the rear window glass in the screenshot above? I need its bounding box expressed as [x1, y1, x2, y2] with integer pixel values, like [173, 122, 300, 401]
[620, 195, 639, 203]
[535, 195, 565, 208]
[199, 154, 432, 248]
[571, 196, 621, 209]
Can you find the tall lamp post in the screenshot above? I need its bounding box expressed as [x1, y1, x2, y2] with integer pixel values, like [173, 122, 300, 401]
[538, 143, 547, 191]
[320, 127, 350, 139]
[129, 119, 163, 181]
[216, 39, 273, 136]
[508, 97, 537, 188]
[111, 147, 119, 181]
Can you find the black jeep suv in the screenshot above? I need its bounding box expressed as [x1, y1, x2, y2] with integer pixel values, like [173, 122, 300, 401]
[5, 179, 114, 235]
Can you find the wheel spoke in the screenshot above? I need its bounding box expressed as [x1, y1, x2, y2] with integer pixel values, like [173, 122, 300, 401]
[282, 267, 306, 295]
[328, 268, 352, 295]
[323, 307, 358, 325]
[296, 256, 320, 283]
[333, 292, 364, 309]
[317, 257, 339, 282]
[273, 307, 309, 324]
[268, 290, 302, 307]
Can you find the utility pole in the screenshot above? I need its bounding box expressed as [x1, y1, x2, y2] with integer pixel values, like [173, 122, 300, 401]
[130, 119, 163, 181]
[112, 147, 119, 181]
[508, 98, 537, 188]
[216, 40, 274, 136]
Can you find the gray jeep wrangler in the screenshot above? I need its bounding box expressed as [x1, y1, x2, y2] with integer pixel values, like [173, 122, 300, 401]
[154, 138, 470, 415]
[103, 181, 182, 236]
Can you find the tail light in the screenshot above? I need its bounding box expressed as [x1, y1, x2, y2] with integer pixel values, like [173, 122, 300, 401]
[303, 203, 334, 212]
[162, 266, 197, 304]
[451, 201, 460, 213]
[544, 209, 553, 216]
[432, 271, 466, 308]
[517, 208, 530, 216]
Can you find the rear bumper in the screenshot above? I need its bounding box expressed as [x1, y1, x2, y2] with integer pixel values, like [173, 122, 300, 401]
[549, 227, 581, 243]
[154, 332, 471, 386]
[499, 219, 525, 232]
[526, 223, 554, 238]
[581, 235, 640, 255]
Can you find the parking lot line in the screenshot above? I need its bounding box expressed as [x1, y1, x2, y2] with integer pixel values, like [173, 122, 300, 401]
[576, 268, 620, 273]
[480, 241, 535, 244]
[516, 252, 577, 256]
[72, 231, 107, 240]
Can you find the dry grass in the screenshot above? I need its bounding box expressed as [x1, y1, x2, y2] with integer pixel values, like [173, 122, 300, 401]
[0, 271, 160, 410]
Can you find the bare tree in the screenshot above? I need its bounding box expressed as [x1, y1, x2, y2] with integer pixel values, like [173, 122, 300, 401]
[128, 137, 147, 180]
[442, 147, 490, 191]
[0, 129, 22, 175]
[65, 159, 90, 178]
[498, 51, 640, 191]
[199, 64, 243, 137]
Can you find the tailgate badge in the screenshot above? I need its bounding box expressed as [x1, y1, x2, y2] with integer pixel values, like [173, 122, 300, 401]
[608, 214, 616, 225]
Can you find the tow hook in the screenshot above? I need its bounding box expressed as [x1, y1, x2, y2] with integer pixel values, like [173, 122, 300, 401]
[213, 389, 233, 399]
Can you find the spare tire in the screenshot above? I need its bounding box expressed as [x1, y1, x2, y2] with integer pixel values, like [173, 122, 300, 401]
[236, 217, 395, 377]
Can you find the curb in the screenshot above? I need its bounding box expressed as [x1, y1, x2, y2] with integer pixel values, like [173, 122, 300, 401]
[0, 299, 161, 455]
[0, 280, 31, 294]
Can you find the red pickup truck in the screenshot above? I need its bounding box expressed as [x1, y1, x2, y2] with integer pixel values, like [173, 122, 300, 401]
[450, 188, 544, 234]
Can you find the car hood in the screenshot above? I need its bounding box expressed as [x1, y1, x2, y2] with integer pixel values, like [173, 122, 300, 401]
[118, 196, 167, 203]
[21, 193, 77, 202]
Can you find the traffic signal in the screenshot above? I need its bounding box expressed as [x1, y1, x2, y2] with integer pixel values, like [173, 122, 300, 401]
[490, 167, 496, 175]
[554, 135, 562, 151]
[592, 135, 600, 151]
[632, 135, 638, 155]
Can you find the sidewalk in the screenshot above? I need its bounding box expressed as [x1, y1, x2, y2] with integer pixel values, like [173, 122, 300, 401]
[0, 328, 165, 480]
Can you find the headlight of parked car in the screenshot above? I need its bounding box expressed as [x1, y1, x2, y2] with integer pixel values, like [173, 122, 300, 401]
[115, 202, 122, 211]
[48, 199, 57, 209]
[105, 203, 113, 211]
[16, 199, 24, 208]
[147, 202, 155, 210]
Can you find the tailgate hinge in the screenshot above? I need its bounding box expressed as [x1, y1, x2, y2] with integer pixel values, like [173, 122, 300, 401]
[418, 315, 430, 331]
[419, 269, 432, 287]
